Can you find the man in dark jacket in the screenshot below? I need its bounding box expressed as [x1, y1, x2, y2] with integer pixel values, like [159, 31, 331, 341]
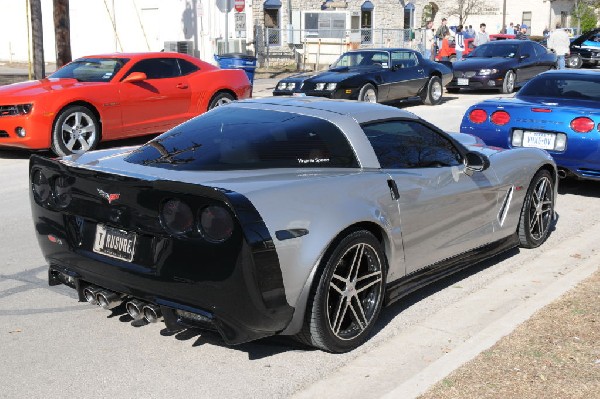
[516, 24, 529, 40]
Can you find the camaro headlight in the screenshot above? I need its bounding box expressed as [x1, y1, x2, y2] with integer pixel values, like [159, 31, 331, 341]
[315, 83, 326, 90]
[277, 82, 296, 91]
[478, 69, 499, 76]
[326, 83, 337, 91]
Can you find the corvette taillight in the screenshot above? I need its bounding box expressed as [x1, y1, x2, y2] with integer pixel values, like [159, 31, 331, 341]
[570, 117, 594, 133]
[199, 205, 234, 242]
[469, 109, 487, 124]
[490, 110, 510, 125]
[160, 199, 194, 235]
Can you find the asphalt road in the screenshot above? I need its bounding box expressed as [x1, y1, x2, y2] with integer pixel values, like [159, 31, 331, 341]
[1, 85, 599, 398]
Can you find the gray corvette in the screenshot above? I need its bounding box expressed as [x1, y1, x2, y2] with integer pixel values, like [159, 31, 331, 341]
[30, 97, 557, 353]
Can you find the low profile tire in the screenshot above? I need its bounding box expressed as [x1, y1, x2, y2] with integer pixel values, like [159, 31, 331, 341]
[501, 70, 516, 94]
[358, 84, 378, 103]
[298, 230, 387, 353]
[208, 92, 235, 110]
[51, 105, 100, 156]
[567, 54, 582, 69]
[421, 76, 443, 105]
[447, 87, 460, 93]
[518, 169, 555, 248]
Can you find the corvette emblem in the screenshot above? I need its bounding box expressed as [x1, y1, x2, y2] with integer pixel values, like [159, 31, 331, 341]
[97, 188, 120, 204]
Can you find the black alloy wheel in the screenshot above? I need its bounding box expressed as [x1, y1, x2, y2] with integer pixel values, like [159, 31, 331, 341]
[518, 169, 555, 248]
[298, 230, 386, 353]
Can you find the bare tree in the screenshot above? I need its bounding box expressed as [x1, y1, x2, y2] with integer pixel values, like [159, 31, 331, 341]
[30, 0, 45, 79]
[53, 0, 72, 67]
[446, 0, 486, 26]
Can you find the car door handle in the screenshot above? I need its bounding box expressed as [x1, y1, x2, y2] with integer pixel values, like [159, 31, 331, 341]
[387, 179, 400, 200]
[176, 83, 188, 89]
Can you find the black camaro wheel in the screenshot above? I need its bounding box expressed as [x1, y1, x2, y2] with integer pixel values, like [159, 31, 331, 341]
[518, 169, 554, 248]
[51, 105, 100, 156]
[501, 70, 516, 94]
[567, 54, 582, 69]
[299, 230, 386, 353]
[208, 92, 234, 109]
[421, 76, 443, 105]
[358, 84, 378, 103]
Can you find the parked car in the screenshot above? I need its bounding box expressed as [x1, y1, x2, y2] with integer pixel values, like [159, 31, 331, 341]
[0, 52, 251, 156]
[444, 34, 516, 62]
[31, 97, 556, 353]
[273, 49, 452, 105]
[447, 40, 557, 93]
[460, 70, 600, 180]
[566, 28, 600, 68]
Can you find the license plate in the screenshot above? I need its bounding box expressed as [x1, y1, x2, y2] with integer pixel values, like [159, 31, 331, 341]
[523, 132, 556, 150]
[293, 92, 306, 96]
[457, 78, 469, 86]
[93, 224, 136, 262]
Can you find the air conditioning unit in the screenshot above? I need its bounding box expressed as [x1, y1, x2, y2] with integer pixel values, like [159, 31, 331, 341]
[164, 41, 194, 55]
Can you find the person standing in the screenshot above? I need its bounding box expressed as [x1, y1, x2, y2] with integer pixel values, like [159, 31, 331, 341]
[424, 20, 435, 60]
[436, 32, 453, 61]
[506, 22, 515, 35]
[516, 24, 529, 40]
[474, 23, 490, 47]
[454, 25, 465, 60]
[547, 23, 571, 69]
[435, 18, 450, 51]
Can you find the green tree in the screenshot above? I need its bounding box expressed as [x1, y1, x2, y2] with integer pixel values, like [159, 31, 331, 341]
[572, 1, 598, 33]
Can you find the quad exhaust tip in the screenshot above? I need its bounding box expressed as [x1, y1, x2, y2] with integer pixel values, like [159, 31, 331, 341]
[96, 290, 123, 310]
[83, 286, 102, 306]
[125, 299, 146, 321]
[142, 304, 163, 323]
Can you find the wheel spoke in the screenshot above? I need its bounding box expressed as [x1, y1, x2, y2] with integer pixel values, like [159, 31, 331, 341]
[62, 122, 73, 133]
[77, 137, 90, 152]
[74, 112, 82, 127]
[348, 297, 366, 330]
[332, 298, 349, 335]
[65, 137, 76, 151]
[356, 271, 382, 294]
[80, 125, 95, 134]
[346, 244, 364, 281]
[329, 280, 344, 295]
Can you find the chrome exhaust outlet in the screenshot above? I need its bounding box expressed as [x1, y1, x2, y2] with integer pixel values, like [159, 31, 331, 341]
[142, 304, 163, 323]
[82, 286, 102, 305]
[125, 299, 146, 321]
[558, 169, 567, 179]
[96, 290, 123, 310]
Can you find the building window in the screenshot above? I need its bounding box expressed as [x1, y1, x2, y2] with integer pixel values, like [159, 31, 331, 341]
[265, 9, 281, 45]
[305, 12, 346, 39]
[361, 11, 372, 43]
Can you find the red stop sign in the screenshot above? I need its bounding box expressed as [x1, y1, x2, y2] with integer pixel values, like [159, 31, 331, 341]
[234, 0, 245, 12]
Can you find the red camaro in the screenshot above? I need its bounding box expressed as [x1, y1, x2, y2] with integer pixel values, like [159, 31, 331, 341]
[0, 52, 252, 155]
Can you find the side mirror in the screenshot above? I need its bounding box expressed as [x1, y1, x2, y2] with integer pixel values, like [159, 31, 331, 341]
[122, 72, 147, 83]
[464, 151, 490, 175]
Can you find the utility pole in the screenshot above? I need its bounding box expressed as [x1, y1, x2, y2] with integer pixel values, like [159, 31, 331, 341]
[54, 0, 72, 67]
[30, 0, 45, 79]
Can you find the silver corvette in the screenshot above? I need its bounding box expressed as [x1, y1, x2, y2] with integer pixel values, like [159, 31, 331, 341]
[30, 97, 557, 353]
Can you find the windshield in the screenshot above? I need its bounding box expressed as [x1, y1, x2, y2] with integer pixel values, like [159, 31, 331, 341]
[50, 58, 128, 82]
[125, 107, 359, 171]
[331, 51, 390, 68]
[518, 75, 600, 102]
[468, 43, 519, 58]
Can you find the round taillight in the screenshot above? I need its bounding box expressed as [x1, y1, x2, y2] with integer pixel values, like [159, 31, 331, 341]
[199, 205, 234, 242]
[490, 110, 510, 125]
[160, 199, 194, 235]
[468, 109, 487, 124]
[32, 170, 50, 202]
[53, 176, 72, 207]
[570, 117, 594, 133]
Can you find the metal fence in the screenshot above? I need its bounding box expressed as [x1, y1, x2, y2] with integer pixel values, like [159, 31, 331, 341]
[256, 27, 429, 70]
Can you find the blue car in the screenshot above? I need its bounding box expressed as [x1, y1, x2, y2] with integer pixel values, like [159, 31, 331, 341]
[460, 70, 600, 180]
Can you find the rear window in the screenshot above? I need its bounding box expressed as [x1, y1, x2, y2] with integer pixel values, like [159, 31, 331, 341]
[125, 107, 359, 170]
[518, 75, 600, 101]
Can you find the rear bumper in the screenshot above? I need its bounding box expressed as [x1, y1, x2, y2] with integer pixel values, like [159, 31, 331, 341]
[30, 155, 294, 345]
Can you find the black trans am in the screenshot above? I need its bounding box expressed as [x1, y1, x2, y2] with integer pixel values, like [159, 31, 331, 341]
[273, 48, 452, 105]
